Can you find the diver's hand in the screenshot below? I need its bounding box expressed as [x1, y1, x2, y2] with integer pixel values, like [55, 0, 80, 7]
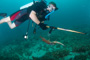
[38, 23, 48, 30]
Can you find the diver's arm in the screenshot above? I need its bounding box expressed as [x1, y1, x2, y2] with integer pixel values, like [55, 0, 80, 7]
[29, 10, 40, 24]
[29, 10, 47, 30]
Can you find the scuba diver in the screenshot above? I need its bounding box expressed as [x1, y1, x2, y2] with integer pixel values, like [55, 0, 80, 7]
[0, 0, 58, 30]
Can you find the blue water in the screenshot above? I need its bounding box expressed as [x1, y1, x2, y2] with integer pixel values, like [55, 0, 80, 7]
[0, 0, 90, 60]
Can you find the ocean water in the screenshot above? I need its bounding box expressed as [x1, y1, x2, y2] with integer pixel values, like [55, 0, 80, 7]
[0, 0, 90, 60]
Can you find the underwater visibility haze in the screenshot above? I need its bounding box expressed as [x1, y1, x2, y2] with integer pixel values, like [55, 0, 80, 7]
[0, 0, 90, 60]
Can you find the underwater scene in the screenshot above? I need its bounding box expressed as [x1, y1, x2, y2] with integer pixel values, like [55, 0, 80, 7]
[0, 0, 90, 60]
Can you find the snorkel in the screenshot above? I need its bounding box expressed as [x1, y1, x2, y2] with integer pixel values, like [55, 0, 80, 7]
[45, 1, 58, 19]
[45, 10, 55, 19]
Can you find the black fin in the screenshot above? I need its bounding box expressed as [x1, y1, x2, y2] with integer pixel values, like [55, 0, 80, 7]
[0, 13, 7, 17]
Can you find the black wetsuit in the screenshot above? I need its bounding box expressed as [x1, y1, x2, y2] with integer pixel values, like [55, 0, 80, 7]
[10, 1, 49, 26]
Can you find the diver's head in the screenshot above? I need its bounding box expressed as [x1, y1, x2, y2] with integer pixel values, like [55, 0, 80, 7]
[47, 2, 58, 12]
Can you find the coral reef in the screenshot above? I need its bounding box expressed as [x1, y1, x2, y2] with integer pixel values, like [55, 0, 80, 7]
[72, 45, 90, 53]
[52, 49, 70, 58]
[32, 49, 70, 60]
[0, 24, 90, 60]
[74, 54, 87, 60]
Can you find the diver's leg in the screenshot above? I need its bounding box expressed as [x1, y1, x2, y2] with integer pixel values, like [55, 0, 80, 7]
[0, 16, 10, 24]
[0, 16, 16, 29]
[7, 22, 16, 29]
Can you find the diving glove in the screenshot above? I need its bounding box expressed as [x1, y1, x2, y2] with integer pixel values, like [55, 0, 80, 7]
[38, 23, 48, 30]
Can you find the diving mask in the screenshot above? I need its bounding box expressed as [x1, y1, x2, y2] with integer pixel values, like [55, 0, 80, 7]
[47, 4, 56, 12]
